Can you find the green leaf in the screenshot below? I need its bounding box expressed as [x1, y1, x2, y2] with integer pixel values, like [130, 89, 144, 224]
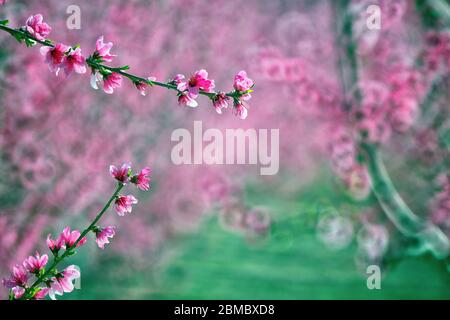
[24, 37, 36, 47]
[114, 65, 130, 71]
[13, 33, 23, 43]
[0, 20, 9, 25]
[65, 249, 76, 257]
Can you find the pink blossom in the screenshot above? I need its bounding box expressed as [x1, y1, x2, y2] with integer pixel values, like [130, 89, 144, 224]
[2, 265, 28, 289]
[178, 92, 198, 108]
[135, 82, 148, 96]
[48, 279, 64, 300]
[47, 233, 65, 253]
[381, 1, 407, 28]
[33, 287, 49, 300]
[212, 92, 230, 114]
[40, 43, 69, 75]
[25, 14, 51, 41]
[77, 236, 88, 247]
[240, 92, 252, 101]
[329, 127, 356, 177]
[135, 77, 156, 96]
[90, 70, 123, 94]
[114, 195, 138, 216]
[389, 97, 418, 132]
[62, 265, 80, 280]
[62, 47, 87, 76]
[177, 69, 215, 98]
[12, 286, 25, 299]
[233, 101, 248, 120]
[61, 226, 86, 248]
[102, 72, 123, 94]
[231, 71, 253, 119]
[94, 36, 116, 62]
[23, 252, 48, 273]
[172, 74, 185, 85]
[355, 112, 391, 144]
[233, 70, 254, 92]
[131, 167, 151, 190]
[109, 162, 131, 184]
[423, 32, 450, 71]
[48, 265, 80, 300]
[95, 226, 116, 249]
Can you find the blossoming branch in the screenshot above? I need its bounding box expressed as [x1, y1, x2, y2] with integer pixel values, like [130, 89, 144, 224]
[2, 163, 151, 300]
[0, 14, 254, 119]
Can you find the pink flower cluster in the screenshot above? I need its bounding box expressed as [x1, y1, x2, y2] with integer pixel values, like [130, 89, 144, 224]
[17, 14, 255, 119]
[25, 14, 51, 41]
[352, 66, 424, 145]
[423, 31, 450, 73]
[175, 69, 215, 102]
[385, 66, 423, 133]
[47, 265, 80, 300]
[90, 36, 123, 94]
[40, 44, 87, 77]
[25, 15, 86, 77]
[232, 71, 254, 120]
[173, 69, 254, 119]
[47, 226, 87, 255]
[1, 253, 53, 300]
[353, 81, 392, 144]
[1, 226, 87, 299]
[110, 163, 151, 215]
[2, 163, 151, 299]
[328, 126, 371, 200]
[94, 226, 116, 250]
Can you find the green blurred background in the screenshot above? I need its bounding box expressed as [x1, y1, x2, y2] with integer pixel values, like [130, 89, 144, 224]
[65, 174, 450, 300]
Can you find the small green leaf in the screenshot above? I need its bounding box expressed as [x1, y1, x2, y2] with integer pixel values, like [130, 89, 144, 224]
[65, 249, 76, 257]
[100, 68, 112, 77]
[0, 20, 9, 25]
[113, 65, 130, 71]
[25, 37, 36, 47]
[13, 33, 23, 43]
